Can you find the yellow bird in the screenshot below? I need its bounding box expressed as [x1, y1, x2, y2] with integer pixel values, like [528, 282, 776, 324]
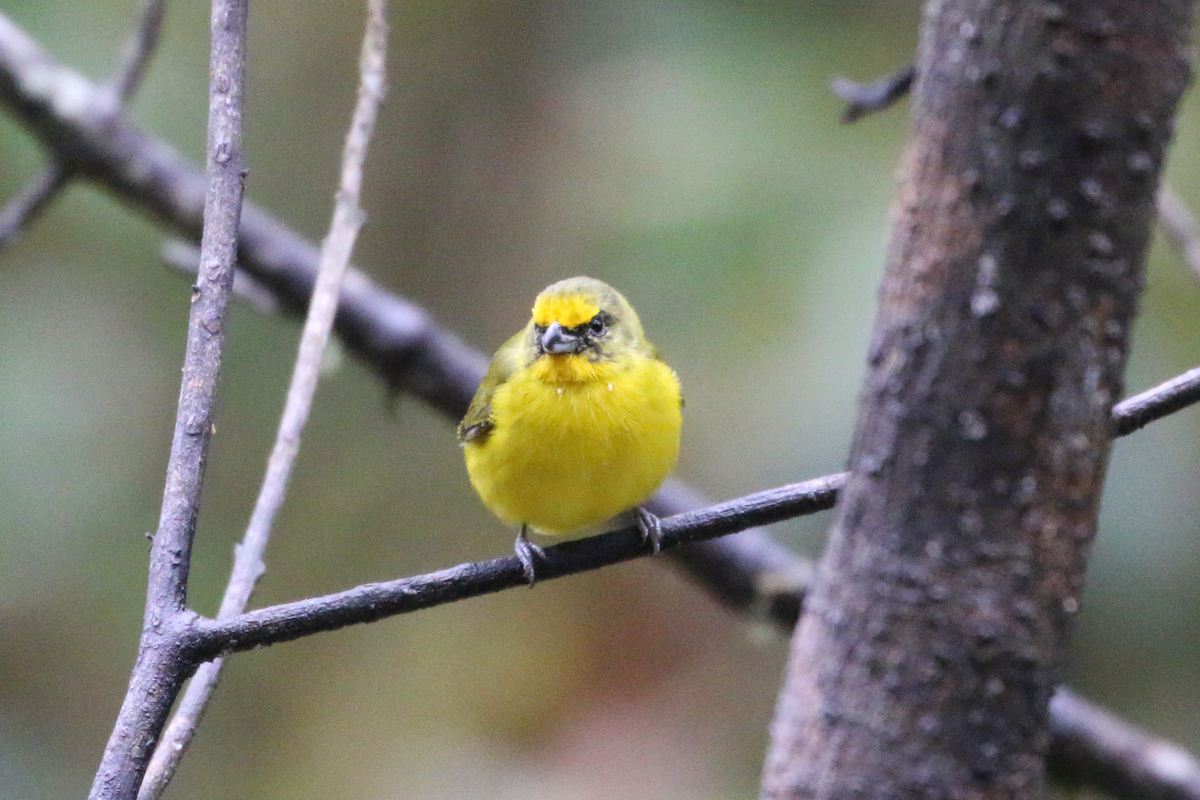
[458, 277, 683, 583]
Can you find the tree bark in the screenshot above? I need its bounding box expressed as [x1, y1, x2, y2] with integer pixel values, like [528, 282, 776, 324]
[761, 3, 1193, 799]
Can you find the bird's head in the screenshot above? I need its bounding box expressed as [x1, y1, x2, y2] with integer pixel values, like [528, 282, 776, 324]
[528, 276, 647, 363]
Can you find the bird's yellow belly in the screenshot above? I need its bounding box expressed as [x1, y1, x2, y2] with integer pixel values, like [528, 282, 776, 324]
[464, 358, 681, 536]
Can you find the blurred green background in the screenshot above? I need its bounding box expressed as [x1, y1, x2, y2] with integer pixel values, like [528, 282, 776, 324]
[1, 1, 1199, 798]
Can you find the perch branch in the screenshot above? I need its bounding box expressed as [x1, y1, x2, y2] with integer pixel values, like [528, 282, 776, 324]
[185, 472, 846, 658]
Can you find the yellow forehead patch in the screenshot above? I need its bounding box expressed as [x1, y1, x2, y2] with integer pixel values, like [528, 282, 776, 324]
[532, 293, 600, 328]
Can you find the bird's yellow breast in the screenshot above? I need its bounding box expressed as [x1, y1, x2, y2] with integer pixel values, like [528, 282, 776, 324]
[463, 352, 681, 536]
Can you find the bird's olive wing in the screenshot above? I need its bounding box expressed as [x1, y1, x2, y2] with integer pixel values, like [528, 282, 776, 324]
[457, 329, 526, 444]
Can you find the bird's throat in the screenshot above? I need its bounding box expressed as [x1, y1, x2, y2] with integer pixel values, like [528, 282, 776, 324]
[531, 353, 613, 385]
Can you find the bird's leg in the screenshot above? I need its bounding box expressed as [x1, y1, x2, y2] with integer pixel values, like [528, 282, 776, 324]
[515, 525, 545, 585]
[635, 507, 664, 553]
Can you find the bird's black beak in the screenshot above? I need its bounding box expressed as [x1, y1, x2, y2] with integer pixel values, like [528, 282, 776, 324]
[540, 321, 581, 354]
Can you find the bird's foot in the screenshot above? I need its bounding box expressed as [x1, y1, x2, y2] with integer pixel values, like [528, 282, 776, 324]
[515, 527, 546, 585]
[635, 507, 664, 553]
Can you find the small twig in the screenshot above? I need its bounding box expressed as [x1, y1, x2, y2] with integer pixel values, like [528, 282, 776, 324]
[1156, 184, 1200, 287]
[0, 162, 68, 252]
[110, 0, 167, 104]
[1113, 364, 1200, 436]
[832, 63, 916, 123]
[88, 1, 248, 798]
[138, 4, 387, 798]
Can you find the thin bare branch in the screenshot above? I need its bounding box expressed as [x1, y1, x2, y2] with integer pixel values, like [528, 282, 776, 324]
[138, 4, 387, 797]
[110, 0, 167, 104]
[89, 0, 248, 798]
[1114, 364, 1200, 435]
[1157, 184, 1200, 287]
[0, 162, 67, 252]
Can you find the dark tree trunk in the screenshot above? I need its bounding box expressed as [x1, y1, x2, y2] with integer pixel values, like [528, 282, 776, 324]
[761, 3, 1193, 799]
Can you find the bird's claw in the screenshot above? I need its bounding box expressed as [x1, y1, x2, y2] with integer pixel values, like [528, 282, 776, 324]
[515, 527, 546, 585]
[636, 507, 664, 553]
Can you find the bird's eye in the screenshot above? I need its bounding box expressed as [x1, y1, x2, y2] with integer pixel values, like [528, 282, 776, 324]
[589, 316, 607, 336]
